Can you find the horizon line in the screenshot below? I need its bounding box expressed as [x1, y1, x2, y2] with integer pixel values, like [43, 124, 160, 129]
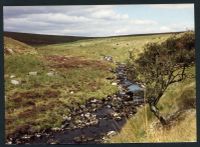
[4, 30, 192, 38]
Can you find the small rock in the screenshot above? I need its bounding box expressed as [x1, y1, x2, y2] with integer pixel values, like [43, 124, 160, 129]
[5, 48, 14, 54]
[80, 105, 86, 109]
[111, 82, 117, 86]
[29, 71, 37, 76]
[63, 116, 71, 121]
[106, 105, 111, 108]
[91, 99, 97, 103]
[70, 91, 74, 94]
[11, 79, 20, 85]
[90, 119, 99, 125]
[107, 131, 117, 136]
[21, 135, 31, 139]
[36, 134, 42, 138]
[6, 141, 12, 144]
[47, 72, 54, 76]
[91, 103, 97, 108]
[112, 112, 119, 117]
[61, 123, 70, 129]
[85, 112, 91, 118]
[73, 136, 82, 143]
[10, 75, 16, 78]
[75, 119, 82, 124]
[114, 116, 122, 120]
[51, 127, 60, 131]
[87, 137, 94, 141]
[47, 139, 59, 144]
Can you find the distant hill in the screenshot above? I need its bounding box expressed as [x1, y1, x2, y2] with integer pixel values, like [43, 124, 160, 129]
[4, 36, 37, 55]
[4, 32, 93, 46]
[4, 31, 185, 46]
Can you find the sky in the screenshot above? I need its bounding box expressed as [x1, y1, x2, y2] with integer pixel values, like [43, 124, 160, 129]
[3, 4, 194, 37]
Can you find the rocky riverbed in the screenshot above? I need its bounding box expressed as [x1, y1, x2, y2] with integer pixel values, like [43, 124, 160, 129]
[6, 63, 145, 144]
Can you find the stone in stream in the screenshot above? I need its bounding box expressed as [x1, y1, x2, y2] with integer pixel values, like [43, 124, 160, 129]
[51, 127, 61, 131]
[35, 133, 42, 138]
[6, 141, 12, 145]
[107, 131, 117, 136]
[106, 105, 112, 108]
[73, 135, 92, 143]
[61, 122, 70, 129]
[80, 105, 86, 109]
[73, 136, 82, 143]
[63, 116, 71, 121]
[91, 103, 97, 108]
[85, 112, 91, 118]
[47, 139, 59, 144]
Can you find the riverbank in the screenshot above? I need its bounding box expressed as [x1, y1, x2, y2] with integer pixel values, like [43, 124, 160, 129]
[6, 63, 145, 144]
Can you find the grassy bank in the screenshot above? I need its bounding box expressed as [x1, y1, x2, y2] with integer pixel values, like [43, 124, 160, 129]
[107, 66, 196, 143]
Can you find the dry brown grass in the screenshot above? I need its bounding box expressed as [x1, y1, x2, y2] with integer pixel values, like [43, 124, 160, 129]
[44, 55, 111, 70]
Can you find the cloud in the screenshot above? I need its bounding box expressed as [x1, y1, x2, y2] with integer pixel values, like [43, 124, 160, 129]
[130, 20, 157, 25]
[3, 5, 193, 37]
[160, 26, 172, 32]
[148, 4, 193, 9]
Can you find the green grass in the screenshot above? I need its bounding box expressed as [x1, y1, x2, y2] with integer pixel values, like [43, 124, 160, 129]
[38, 34, 171, 62]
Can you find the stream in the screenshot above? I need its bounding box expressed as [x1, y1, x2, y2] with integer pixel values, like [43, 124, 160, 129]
[7, 63, 145, 144]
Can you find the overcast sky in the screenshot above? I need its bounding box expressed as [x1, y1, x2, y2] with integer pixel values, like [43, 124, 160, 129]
[3, 4, 194, 37]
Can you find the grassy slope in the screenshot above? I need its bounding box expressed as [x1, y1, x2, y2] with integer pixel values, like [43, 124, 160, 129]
[4, 32, 94, 46]
[108, 67, 196, 143]
[4, 31, 180, 46]
[38, 34, 171, 62]
[4, 37, 37, 54]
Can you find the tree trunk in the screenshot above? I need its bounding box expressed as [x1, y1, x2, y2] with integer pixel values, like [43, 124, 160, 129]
[149, 104, 168, 125]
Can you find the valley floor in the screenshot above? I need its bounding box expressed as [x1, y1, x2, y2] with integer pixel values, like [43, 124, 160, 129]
[4, 33, 196, 143]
